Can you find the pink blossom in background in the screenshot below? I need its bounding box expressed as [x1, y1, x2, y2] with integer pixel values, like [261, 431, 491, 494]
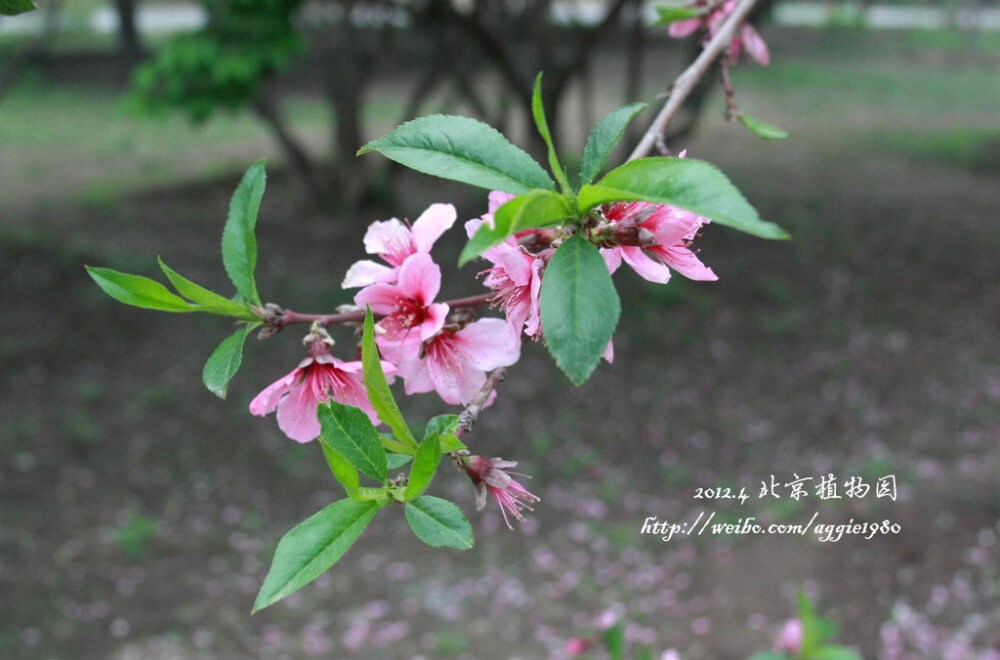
[774, 618, 804, 654]
[342, 203, 456, 287]
[249, 337, 392, 442]
[600, 201, 717, 284]
[564, 637, 594, 656]
[668, 0, 770, 66]
[460, 454, 540, 529]
[382, 317, 519, 406]
[353, 252, 450, 342]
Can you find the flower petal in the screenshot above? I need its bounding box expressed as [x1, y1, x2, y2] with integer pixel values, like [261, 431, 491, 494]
[456, 318, 521, 371]
[652, 245, 718, 281]
[396, 252, 441, 305]
[601, 247, 623, 275]
[342, 260, 396, 288]
[274, 371, 323, 442]
[249, 368, 303, 416]
[669, 17, 701, 37]
[742, 23, 770, 66]
[412, 203, 456, 253]
[622, 246, 672, 283]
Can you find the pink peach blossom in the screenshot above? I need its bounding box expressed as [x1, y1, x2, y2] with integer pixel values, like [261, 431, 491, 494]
[353, 252, 450, 342]
[381, 317, 519, 406]
[774, 618, 804, 654]
[599, 201, 717, 284]
[249, 335, 392, 443]
[342, 203, 456, 288]
[668, 0, 769, 66]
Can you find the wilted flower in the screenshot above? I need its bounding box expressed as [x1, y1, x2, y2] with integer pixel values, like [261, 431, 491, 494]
[249, 328, 392, 442]
[459, 454, 540, 529]
[598, 201, 717, 284]
[342, 203, 456, 288]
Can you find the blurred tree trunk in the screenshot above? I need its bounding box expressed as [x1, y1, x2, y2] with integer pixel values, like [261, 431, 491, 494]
[115, 0, 142, 61]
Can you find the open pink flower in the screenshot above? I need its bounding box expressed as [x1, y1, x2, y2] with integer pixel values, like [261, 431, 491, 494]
[565, 638, 594, 656]
[381, 317, 519, 406]
[466, 192, 553, 349]
[342, 203, 456, 288]
[599, 201, 717, 284]
[459, 454, 540, 529]
[249, 336, 392, 443]
[353, 252, 450, 342]
[668, 0, 769, 66]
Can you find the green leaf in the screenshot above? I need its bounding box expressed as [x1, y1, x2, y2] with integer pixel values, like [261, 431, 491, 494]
[539, 235, 620, 385]
[438, 433, 466, 453]
[221, 160, 266, 306]
[532, 73, 572, 195]
[424, 415, 459, 438]
[404, 496, 474, 549]
[739, 114, 790, 140]
[404, 432, 442, 501]
[578, 157, 788, 239]
[811, 645, 863, 660]
[653, 6, 701, 25]
[362, 307, 416, 446]
[580, 103, 647, 186]
[603, 623, 625, 660]
[386, 454, 413, 470]
[202, 324, 254, 399]
[358, 115, 554, 195]
[0, 0, 34, 15]
[746, 653, 786, 660]
[318, 439, 362, 500]
[86, 266, 197, 312]
[157, 257, 257, 319]
[317, 401, 388, 483]
[459, 190, 572, 266]
[253, 499, 377, 612]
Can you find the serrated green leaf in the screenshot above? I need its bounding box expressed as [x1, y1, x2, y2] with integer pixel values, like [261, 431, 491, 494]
[404, 432, 442, 501]
[221, 160, 266, 306]
[317, 401, 388, 483]
[653, 6, 701, 25]
[0, 0, 35, 16]
[459, 190, 572, 266]
[578, 157, 788, 239]
[362, 307, 416, 446]
[539, 235, 620, 385]
[404, 496, 474, 549]
[811, 645, 863, 660]
[359, 115, 554, 194]
[202, 324, 254, 399]
[424, 415, 459, 439]
[386, 454, 413, 470]
[253, 499, 377, 612]
[86, 266, 197, 312]
[318, 439, 362, 500]
[739, 114, 790, 140]
[581, 103, 647, 186]
[532, 73, 572, 195]
[158, 257, 257, 319]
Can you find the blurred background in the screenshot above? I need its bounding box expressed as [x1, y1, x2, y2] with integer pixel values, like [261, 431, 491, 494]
[1, 0, 999, 658]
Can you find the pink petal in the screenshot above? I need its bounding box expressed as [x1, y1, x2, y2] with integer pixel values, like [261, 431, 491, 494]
[274, 375, 323, 442]
[603, 339, 614, 364]
[342, 259, 396, 288]
[456, 318, 521, 371]
[669, 17, 701, 37]
[742, 23, 770, 66]
[622, 246, 672, 283]
[487, 191, 516, 215]
[353, 282, 406, 316]
[421, 302, 450, 341]
[249, 367, 303, 416]
[498, 245, 533, 286]
[396, 252, 441, 305]
[524, 259, 544, 338]
[644, 206, 704, 248]
[652, 245, 718, 281]
[411, 203, 456, 253]
[363, 218, 414, 259]
[601, 247, 623, 275]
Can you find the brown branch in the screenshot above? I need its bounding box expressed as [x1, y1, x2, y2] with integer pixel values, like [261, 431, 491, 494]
[627, 0, 762, 161]
[719, 52, 738, 121]
[456, 368, 507, 438]
[262, 292, 494, 332]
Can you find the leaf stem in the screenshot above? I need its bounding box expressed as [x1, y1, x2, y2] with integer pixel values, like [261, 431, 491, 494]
[262, 293, 494, 332]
